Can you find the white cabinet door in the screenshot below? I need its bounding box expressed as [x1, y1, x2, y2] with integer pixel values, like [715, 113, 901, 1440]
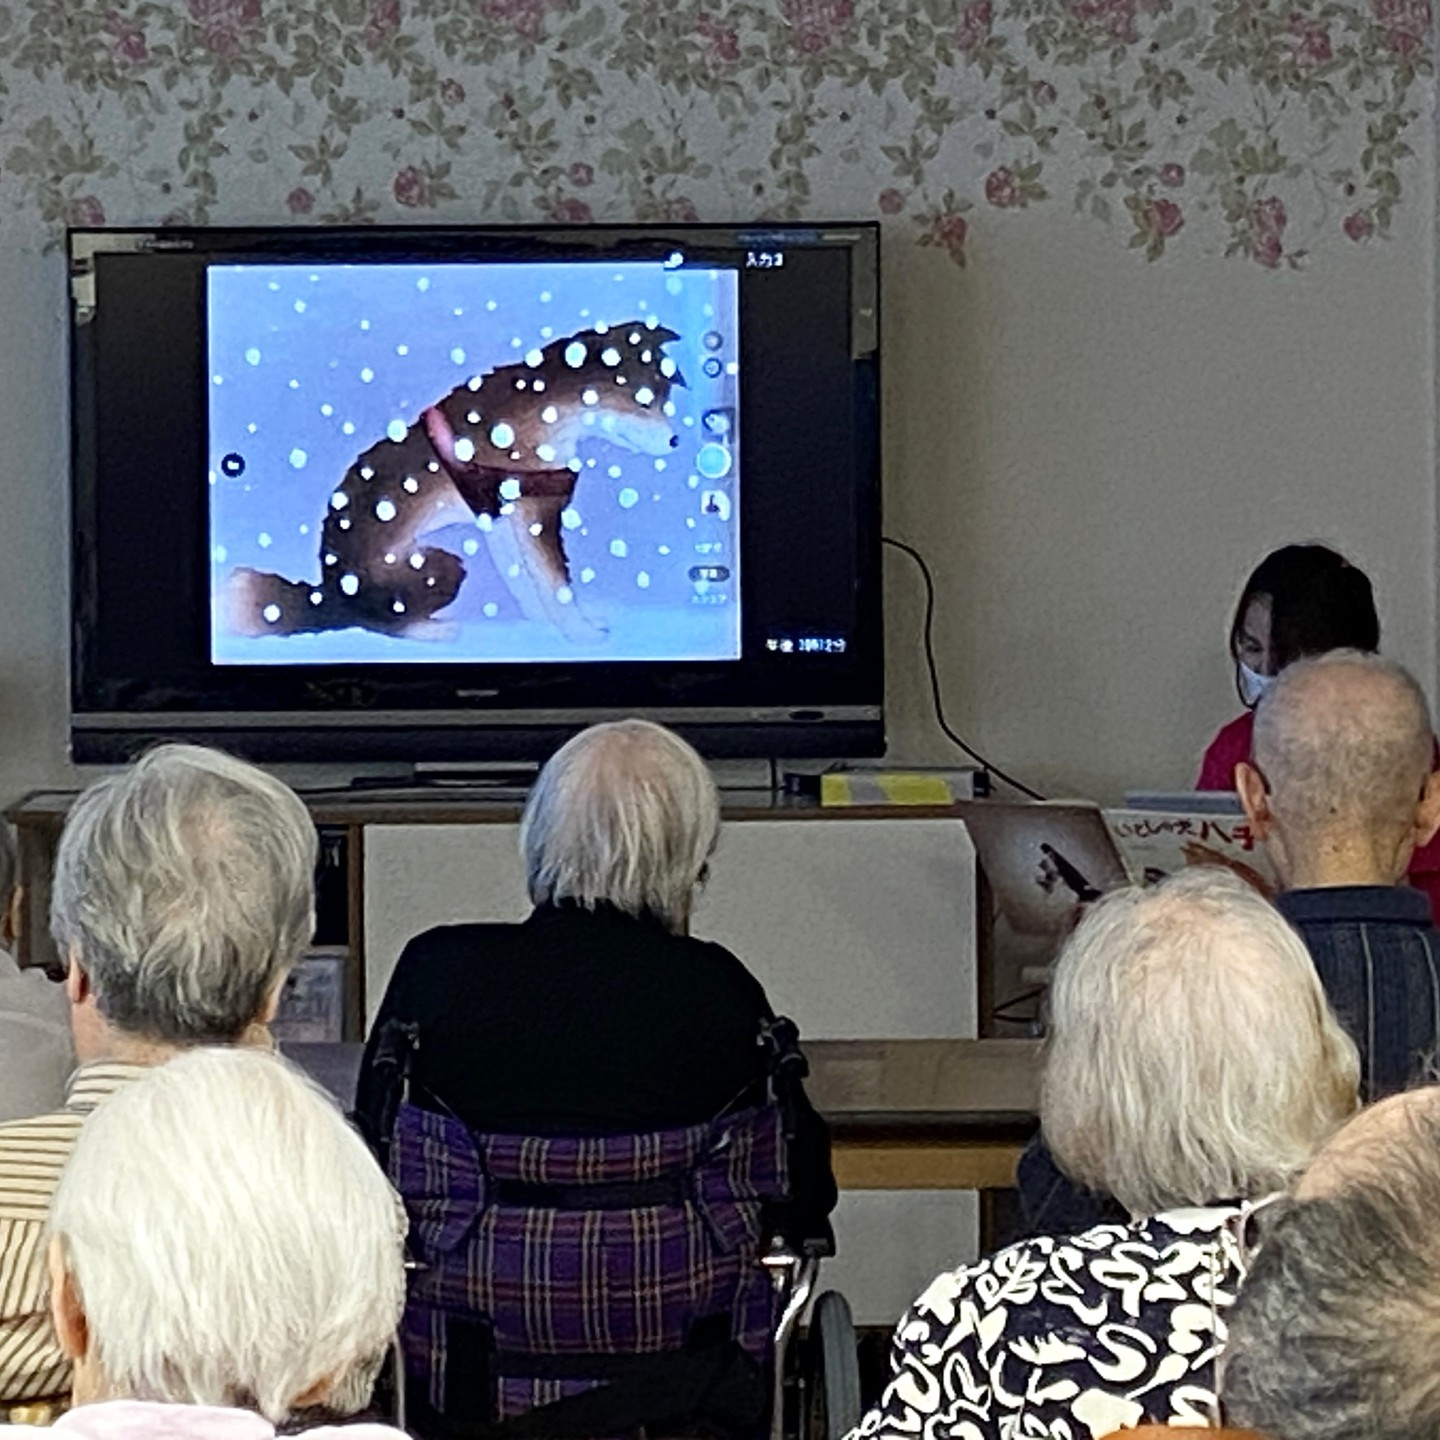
[364, 815, 976, 1040]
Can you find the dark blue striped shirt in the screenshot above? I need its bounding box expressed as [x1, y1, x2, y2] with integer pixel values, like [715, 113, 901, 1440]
[1278, 885, 1440, 1100]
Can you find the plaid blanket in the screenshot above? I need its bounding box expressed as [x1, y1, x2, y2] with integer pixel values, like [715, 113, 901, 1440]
[390, 1100, 789, 1421]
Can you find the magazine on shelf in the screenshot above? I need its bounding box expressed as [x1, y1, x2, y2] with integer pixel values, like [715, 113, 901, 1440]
[269, 948, 347, 1044]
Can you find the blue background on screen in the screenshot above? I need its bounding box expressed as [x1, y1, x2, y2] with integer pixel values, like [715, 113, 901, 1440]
[208, 260, 740, 664]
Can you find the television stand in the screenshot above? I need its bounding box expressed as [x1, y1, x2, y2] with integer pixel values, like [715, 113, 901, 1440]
[347, 764, 540, 793]
[7, 791, 981, 1007]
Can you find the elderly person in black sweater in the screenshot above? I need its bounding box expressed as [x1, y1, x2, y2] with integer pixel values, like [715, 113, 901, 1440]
[356, 718, 836, 1239]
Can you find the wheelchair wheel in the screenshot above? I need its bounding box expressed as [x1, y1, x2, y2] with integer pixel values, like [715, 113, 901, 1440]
[807, 1290, 861, 1440]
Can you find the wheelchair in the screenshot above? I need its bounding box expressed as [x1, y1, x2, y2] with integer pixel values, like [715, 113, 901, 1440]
[367, 1016, 860, 1440]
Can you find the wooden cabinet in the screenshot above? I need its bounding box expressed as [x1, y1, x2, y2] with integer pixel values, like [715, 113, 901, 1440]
[12, 791, 984, 1046]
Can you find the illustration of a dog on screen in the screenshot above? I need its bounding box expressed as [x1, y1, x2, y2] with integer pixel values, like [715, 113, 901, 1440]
[221, 321, 685, 647]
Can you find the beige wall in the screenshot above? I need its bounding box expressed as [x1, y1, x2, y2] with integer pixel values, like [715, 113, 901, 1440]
[2, 213, 1432, 806]
[0, 251, 71, 804]
[883, 201, 1438, 799]
[0, 201, 1434, 805]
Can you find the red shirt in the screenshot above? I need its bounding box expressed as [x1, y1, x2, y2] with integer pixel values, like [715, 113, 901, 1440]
[1198, 709, 1440, 924]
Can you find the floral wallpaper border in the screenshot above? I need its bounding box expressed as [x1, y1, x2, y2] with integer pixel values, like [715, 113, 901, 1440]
[0, 0, 1432, 267]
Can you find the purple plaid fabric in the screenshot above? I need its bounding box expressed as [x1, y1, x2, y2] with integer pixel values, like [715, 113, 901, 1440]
[389, 1100, 789, 1420]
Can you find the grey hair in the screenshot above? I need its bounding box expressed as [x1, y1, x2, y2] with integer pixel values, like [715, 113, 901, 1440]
[1042, 868, 1359, 1217]
[1224, 1090, 1440, 1440]
[519, 720, 720, 933]
[51, 744, 317, 1043]
[1254, 650, 1433, 843]
[49, 1047, 405, 1424]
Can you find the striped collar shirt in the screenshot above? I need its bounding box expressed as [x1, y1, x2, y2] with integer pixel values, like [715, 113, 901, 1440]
[0, 1061, 148, 1405]
[1277, 885, 1440, 1101]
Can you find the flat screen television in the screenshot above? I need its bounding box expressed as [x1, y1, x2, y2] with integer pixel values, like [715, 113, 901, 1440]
[68, 223, 882, 764]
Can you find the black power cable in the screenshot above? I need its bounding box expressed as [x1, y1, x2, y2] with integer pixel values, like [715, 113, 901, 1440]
[882, 535, 1047, 802]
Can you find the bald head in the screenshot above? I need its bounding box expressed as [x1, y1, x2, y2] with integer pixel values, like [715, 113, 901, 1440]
[1240, 652, 1438, 887]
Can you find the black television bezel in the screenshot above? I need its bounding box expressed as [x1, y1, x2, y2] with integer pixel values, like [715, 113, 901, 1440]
[68, 222, 883, 765]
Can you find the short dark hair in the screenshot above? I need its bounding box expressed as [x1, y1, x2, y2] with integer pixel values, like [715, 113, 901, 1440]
[1230, 544, 1380, 672]
[1223, 1101, 1440, 1440]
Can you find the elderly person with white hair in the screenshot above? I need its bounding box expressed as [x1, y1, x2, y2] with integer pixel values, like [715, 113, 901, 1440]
[356, 718, 836, 1234]
[0, 744, 318, 1408]
[0, 1046, 407, 1440]
[851, 869, 1359, 1440]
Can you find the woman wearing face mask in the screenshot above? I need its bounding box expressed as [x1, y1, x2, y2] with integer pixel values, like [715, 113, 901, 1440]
[1198, 544, 1380, 789]
[1197, 543, 1440, 922]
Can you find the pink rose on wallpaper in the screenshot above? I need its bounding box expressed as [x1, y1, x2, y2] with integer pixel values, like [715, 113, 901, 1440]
[1287, 14, 1332, 66]
[480, 0, 560, 42]
[664, 196, 700, 222]
[551, 196, 594, 223]
[780, 0, 855, 53]
[364, 0, 400, 50]
[1253, 196, 1287, 234]
[955, 0, 992, 53]
[1372, 0, 1432, 55]
[1253, 234, 1283, 267]
[440, 78, 466, 105]
[1158, 162, 1185, 187]
[925, 212, 968, 265]
[1153, 198, 1183, 235]
[1251, 195, 1287, 266]
[984, 167, 1023, 208]
[68, 196, 106, 227]
[877, 188, 905, 215]
[286, 186, 315, 215]
[568, 161, 594, 187]
[1070, 0, 1137, 43]
[696, 14, 741, 63]
[188, 0, 263, 56]
[393, 166, 431, 208]
[1343, 210, 1376, 241]
[104, 13, 149, 64]
[1139, 197, 1184, 239]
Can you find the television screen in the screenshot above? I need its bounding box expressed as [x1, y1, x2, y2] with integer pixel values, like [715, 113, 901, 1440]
[70, 224, 881, 763]
[208, 260, 741, 666]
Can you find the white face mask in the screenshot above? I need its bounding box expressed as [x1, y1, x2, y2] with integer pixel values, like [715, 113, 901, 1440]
[1238, 662, 1275, 708]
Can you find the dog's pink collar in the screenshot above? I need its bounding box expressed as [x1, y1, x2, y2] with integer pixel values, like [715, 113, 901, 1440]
[422, 404, 460, 470]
